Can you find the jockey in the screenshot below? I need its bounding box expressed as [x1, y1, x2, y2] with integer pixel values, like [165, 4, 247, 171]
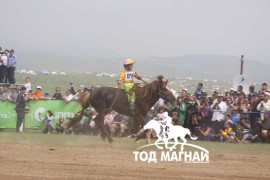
[118, 59, 141, 115]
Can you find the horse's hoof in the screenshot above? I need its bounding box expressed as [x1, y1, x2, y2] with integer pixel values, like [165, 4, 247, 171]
[108, 138, 114, 144]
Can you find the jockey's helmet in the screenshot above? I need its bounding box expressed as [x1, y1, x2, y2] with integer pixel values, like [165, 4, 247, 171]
[123, 59, 135, 66]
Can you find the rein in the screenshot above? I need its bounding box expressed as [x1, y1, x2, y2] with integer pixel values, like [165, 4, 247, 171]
[105, 87, 120, 112]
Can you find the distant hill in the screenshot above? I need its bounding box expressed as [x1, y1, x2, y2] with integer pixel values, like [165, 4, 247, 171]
[17, 53, 270, 83]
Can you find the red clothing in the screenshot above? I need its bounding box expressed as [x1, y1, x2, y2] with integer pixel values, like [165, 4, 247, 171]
[33, 91, 42, 99]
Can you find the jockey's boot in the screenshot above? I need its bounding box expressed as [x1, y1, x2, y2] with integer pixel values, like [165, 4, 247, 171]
[129, 102, 135, 116]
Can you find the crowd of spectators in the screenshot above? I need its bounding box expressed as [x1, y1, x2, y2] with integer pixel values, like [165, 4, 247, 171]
[156, 83, 270, 143]
[1, 74, 270, 143]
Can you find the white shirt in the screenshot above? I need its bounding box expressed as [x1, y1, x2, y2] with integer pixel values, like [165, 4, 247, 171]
[0, 55, 7, 66]
[64, 94, 74, 101]
[257, 100, 270, 112]
[24, 82, 31, 92]
[211, 101, 227, 122]
[257, 100, 270, 120]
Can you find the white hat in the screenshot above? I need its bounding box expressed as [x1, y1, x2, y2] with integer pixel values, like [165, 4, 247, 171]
[264, 92, 270, 97]
[218, 93, 224, 97]
[229, 88, 235, 91]
[36, 86, 42, 89]
[182, 88, 188, 92]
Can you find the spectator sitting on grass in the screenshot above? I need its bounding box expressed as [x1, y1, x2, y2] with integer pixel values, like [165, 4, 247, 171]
[220, 122, 234, 142]
[39, 110, 54, 134]
[196, 123, 215, 141]
[52, 87, 63, 100]
[89, 109, 100, 136]
[63, 89, 74, 103]
[33, 86, 43, 100]
[110, 113, 127, 137]
[233, 120, 254, 143]
[55, 117, 65, 134]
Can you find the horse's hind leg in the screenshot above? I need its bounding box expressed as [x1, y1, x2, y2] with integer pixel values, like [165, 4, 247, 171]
[95, 112, 113, 144]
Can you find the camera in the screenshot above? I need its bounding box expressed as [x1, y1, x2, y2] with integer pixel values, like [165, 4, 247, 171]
[187, 100, 196, 105]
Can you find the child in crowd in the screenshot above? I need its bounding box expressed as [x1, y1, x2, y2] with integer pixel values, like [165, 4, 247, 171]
[55, 117, 65, 134]
[220, 122, 234, 142]
[156, 107, 167, 121]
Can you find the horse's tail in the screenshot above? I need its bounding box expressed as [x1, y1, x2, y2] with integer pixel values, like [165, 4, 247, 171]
[66, 92, 91, 130]
[186, 129, 198, 140]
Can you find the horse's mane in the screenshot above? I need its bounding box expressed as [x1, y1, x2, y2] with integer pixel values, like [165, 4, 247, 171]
[134, 75, 164, 103]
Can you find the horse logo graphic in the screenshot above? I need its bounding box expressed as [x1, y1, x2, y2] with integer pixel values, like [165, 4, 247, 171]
[143, 114, 197, 152]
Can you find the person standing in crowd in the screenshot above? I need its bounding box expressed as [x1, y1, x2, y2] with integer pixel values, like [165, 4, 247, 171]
[195, 83, 204, 99]
[247, 85, 257, 100]
[52, 87, 63, 100]
[0, 49, 8, 83]
[257, 92, 270, 124]
[181, 89, 188, 101]
[6, 49, 17, 84]
[117, 59, 141, 115]
[211, 94, 227, 134]
[237, 85, 245, 95]
[24, 77, 31, 92]
[170, 96, 187, 125]
[63, 89, 74, 103]
[259, 83, 268, 94]
[15, 86, 26, 132]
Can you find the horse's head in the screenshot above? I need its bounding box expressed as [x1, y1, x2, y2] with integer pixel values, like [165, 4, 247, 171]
[155, 75, 176, 106]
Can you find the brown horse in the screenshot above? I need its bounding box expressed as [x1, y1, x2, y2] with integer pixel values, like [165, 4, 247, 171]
[67, 75, 176, 143]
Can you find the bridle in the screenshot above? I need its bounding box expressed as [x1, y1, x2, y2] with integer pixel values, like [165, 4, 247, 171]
[158, 86, 175, 104]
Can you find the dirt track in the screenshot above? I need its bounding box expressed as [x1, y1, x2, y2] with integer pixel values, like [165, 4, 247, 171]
[0, 143, 269, 180]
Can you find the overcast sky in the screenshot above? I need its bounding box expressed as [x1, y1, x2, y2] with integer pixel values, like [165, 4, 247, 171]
[1, 0, 269, 62]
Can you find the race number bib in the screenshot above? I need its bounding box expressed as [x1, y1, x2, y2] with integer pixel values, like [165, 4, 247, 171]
[125, 71, 133, 81]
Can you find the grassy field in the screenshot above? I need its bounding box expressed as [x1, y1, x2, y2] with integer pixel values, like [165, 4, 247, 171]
[1, 130, 269, 155]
